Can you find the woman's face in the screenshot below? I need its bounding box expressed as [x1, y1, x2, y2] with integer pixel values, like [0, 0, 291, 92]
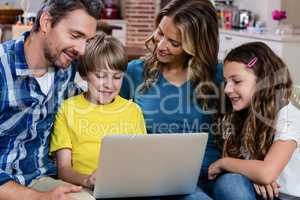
[153, 16, 186, 67]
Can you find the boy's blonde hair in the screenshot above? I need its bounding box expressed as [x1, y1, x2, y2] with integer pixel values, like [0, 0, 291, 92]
[78, 32, 127, 77]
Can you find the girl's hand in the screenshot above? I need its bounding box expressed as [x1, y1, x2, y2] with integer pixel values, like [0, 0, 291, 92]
[253, 182, 280, 199]
[82, 171, 97, 189]
[208, 159, 224, 180]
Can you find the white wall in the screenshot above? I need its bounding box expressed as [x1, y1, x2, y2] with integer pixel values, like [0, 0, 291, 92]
[0, 0, 42, 13]
[234, 0, 300, 29]
[234, 0, 282, 29]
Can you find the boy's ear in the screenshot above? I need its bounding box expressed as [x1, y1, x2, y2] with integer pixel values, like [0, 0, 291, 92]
[39, 11, 52, 34]
[81, 75, 87, 81]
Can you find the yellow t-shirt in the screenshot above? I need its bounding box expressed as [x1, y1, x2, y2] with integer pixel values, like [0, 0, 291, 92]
[50, 94, 146, 175]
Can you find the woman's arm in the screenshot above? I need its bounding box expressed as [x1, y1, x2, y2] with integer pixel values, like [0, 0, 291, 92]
[209, 140, 296, 185]
[55, 148, 95, 188]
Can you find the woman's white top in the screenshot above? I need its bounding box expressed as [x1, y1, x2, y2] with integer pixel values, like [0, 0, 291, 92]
[274, 102, 300, 197]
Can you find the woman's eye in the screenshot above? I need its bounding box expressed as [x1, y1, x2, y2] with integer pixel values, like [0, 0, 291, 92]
[171, 42, 180, 47]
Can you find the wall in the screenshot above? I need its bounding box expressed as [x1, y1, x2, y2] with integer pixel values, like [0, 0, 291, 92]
[282, 0, 300, 28]
[123, 0, 160, 47]
[0, 0, 42, 13]
[234, 0, 300, 29]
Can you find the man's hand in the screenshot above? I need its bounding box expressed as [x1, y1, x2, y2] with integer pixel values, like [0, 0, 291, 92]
[35, 184, 82, 200]
[253, 182, 280, 200]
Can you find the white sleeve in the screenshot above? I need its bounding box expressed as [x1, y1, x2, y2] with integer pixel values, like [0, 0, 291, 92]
[274, 103, 300, 147]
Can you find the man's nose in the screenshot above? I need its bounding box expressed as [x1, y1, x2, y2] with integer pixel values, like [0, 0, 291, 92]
[75, 39, 86, 56]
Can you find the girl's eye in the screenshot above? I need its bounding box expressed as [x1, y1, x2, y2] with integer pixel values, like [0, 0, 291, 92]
[233, 80, 242, 84]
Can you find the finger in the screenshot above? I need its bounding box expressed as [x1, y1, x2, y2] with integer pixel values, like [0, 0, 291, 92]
[259, 185, 267, 199]
[265, 184, 274, 199]
[61, 185, 82, 193]
[253, 184, 261, 196]
[271, 182, 279, 197]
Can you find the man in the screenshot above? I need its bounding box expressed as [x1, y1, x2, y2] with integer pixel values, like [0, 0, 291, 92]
[0, 0, 102, 199]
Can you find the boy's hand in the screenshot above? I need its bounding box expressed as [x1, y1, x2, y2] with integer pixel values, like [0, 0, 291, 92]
[82, 171, 97, 189]
[253, 182, 280, 199]
[208, 159, 224, 180]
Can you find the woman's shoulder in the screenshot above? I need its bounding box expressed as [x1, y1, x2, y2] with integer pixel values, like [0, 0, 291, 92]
[214, 63, 224, 85]
[127, 59, 145, 75]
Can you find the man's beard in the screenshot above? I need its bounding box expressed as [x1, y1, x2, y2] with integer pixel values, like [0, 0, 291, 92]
[43, 43, 72, 69]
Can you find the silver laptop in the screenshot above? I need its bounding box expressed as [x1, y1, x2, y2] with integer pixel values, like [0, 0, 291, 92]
[93, 133, 208, 199]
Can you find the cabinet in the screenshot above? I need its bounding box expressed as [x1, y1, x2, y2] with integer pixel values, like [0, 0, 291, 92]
[219, 29, 300, 85]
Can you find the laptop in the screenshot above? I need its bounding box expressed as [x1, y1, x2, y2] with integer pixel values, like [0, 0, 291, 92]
[93, 133, 208, 199]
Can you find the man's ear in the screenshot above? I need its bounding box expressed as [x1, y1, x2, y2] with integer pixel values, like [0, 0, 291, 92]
[39, 11, 52, 34]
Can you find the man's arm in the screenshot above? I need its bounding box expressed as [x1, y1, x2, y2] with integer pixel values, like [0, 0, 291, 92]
[0, 180, 82, 200]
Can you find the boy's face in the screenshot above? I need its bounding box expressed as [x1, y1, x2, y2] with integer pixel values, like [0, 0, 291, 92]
[86, 68, 124, 105]
[42, 9, 97, 69]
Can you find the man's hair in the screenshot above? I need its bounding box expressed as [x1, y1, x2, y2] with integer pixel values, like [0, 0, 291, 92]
[32, 0, 103, 32]
[78, 32, 127, 77]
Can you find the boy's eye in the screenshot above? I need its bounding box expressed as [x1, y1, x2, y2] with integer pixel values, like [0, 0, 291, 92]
[95, 73, 105, 78]
[113, 75, 122, 79]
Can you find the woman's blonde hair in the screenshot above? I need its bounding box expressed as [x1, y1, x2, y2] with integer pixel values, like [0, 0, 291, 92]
[218, 42, 293, 160]
[140, 0, 219, 109]
[78, 32, 127, 77]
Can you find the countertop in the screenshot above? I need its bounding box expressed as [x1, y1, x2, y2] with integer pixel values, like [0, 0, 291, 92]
[220, 28, 300, 43]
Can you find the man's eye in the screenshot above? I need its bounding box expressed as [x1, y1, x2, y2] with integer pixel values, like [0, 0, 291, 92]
[72, 34, 81, 39]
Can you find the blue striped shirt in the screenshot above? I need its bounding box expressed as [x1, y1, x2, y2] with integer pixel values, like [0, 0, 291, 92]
[0, 32, 79, 186]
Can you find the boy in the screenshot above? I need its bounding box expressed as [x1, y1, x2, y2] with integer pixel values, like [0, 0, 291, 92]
[50, 32, 146, 190]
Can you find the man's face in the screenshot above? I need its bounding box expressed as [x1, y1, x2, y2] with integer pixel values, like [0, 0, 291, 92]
[43, 9, 97, 69]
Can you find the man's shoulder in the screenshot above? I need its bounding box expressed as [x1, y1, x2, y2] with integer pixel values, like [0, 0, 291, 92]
[0, 39, 17, 57]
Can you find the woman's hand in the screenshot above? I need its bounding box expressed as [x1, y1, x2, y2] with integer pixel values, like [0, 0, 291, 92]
[208, 159, 224, 180]
[82, 171, 97, 189]
[253, 182, 280, 199]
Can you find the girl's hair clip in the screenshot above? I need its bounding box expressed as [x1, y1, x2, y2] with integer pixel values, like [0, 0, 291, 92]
[247, 57, 258, 68]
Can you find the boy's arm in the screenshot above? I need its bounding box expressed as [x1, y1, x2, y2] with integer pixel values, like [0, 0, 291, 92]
[209, 140, 296, 185]
[55, 149, 90, 188]
[135, 106, 147, 134]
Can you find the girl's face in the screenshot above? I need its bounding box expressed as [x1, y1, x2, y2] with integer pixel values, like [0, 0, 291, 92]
[224, 61, 257, 111]
[85, 68, 124, 105]
[153, 16, 186, 67]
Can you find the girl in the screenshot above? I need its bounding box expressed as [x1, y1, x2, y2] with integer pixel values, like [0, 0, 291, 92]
[209, 42, 300, 200]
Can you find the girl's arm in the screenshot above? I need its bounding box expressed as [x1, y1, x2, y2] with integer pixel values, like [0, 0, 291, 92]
[55, 148, 95, 188]
[209, 140, 296, 185]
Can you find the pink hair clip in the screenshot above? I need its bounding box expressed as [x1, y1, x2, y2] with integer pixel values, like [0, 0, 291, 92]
[247, 57, 257, 68]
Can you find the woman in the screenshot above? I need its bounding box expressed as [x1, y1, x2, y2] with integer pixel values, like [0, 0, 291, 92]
[121, 0, 255, 199]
